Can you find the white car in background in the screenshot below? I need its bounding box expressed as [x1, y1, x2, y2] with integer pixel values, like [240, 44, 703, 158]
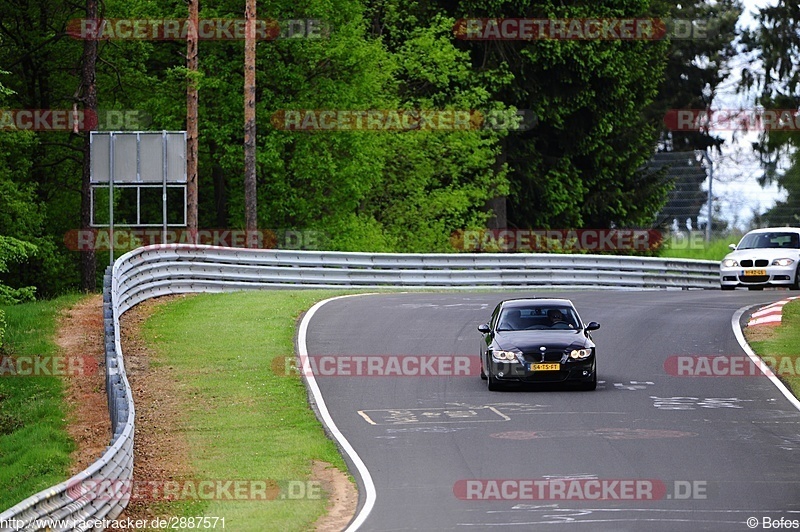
[720, 227, 800, 290]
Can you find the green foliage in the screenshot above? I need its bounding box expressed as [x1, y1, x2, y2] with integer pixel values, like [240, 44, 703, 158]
[757, 151, 800, 227]
[0, 0, 744, 294]
[741, 0, 800, 174]
[0, 0, 86, 296]
[0, 70, 12, 98]
[0, 236, 38, 305]
[739, 0, 800, 226]
[658, 236, 734, 261]
[411, 0, 674, 229]
[650, 0, 742, 152]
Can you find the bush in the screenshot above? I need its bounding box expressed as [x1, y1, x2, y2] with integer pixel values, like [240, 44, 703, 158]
[0, 235, 37, 305]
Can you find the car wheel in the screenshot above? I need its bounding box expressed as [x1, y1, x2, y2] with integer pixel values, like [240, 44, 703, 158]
[487, 369, 502, 391]
[721, 285, 735, 291]
[480, 360, 487, 380]
[748, 286, 764, 291]
[580, 370, 597, 391]
[792, 266, 800, 290]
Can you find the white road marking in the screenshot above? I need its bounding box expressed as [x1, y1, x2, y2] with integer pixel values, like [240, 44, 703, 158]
[356, 406, 510, 425]
[732, 304, 800, 413]
[651, 396, 752, 410]
[613, 381, 654, 390]
[357, 411, 377, 425]
[298, 294, 377, 532]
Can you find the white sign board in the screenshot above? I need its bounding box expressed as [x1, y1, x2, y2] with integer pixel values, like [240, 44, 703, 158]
[91, 131, 186, 183]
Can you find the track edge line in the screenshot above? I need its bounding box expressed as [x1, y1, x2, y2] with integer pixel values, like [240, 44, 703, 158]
[298, 293, 378, 532]
[732, 303, 800, 413]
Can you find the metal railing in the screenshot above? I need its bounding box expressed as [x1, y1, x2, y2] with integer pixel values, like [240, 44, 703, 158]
[0, 268, 133, 532]
[0, 245, 720, 530]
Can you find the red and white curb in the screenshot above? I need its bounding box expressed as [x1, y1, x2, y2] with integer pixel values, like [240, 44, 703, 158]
[747, 296, 800, 326]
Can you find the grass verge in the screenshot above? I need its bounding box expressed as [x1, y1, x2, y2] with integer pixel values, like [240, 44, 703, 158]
[745, 299, 800, 399]
[139, 290, 357, 531]
[0, 294, 84, 510]
[658, 238, 733, 261]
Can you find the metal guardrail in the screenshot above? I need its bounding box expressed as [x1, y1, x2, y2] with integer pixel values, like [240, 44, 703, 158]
[0, 268, 133, 532]
[0, 245, 719, 530]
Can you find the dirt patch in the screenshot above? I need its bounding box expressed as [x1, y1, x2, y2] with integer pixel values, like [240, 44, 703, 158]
[58, 294, 110, 474]
[117, 295, 195, 520]
[744, 324, 781, 344]
[311, 460, 359, 531]
[57, 293, 193, 519]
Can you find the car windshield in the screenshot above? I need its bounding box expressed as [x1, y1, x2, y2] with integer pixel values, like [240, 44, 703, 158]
[737, 232, 800, 250]
[497, 306, 580, 331]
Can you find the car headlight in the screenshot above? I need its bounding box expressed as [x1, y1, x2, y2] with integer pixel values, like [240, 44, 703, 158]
[569, 348, 592, 360]
[492, 350, 520, 362]
[721, 259, 738, 268]
[772, 258, 795, 267]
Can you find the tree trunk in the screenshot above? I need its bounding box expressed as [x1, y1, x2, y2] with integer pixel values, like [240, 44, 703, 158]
[186, 0, 199, 243]
[243, 0, 257, 248]
[79, 0, 98, 291]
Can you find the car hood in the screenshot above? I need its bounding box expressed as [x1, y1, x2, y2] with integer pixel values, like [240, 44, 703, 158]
[494, 330, 590, 352]
[725, 248, 800, 261]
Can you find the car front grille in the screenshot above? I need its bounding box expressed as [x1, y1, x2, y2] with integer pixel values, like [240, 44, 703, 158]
[522, 350, 565, 363]
[740, 259, 769, 267]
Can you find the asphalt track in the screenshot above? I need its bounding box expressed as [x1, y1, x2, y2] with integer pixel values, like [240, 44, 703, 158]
[303, 291, 800, 531]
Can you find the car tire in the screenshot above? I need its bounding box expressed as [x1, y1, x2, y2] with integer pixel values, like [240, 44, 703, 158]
[792, 266, 800, 290]
[487, 370, 502, 391]
[580, 370, 597, 391]
[721, 285, 735, 291]
[480, 361, 487, 380]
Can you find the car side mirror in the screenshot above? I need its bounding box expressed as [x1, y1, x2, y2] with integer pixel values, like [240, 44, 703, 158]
[585, 322, 600, 332]
[728, 243, 737, 250]
[477, 323, 491, 334]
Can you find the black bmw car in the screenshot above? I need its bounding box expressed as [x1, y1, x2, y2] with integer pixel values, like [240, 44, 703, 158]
[478, 298, 600, 391]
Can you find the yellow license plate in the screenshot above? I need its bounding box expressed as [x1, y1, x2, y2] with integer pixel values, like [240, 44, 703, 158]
[744, 269, 766, 276]
[530, 363, 560, 371]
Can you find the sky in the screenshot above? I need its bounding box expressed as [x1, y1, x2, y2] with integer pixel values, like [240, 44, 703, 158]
[702, 0, 791, 230]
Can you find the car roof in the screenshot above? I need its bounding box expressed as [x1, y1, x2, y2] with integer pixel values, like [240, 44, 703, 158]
[743, 227, 800, 235]
[500, 298, 575, 308]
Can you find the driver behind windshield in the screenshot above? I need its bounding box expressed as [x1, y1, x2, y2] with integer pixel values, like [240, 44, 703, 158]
[498, 307, 578, 330]
[547, 309, 565, 326]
